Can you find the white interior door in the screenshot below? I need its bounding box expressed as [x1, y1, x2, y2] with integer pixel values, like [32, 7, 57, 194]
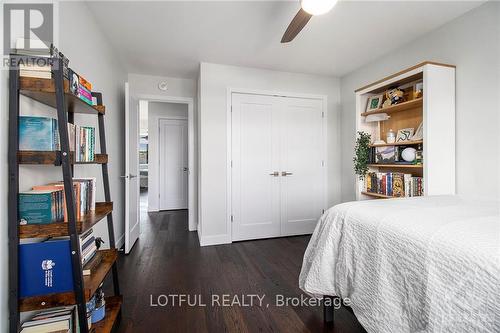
[231, 93, 281, 241]
[159, 118, 188, 210]
[231, 93, 325, 241]
[124, 82, 140, 254]
[279, 97, 325, 235]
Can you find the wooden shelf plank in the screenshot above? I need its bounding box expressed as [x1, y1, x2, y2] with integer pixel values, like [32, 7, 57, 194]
[370, 140, 423, 148]
[361, 191, 393, 199]
[19, 77, 105, 114]
[19, 249, 118, 312]
[18, 151, 108, 165]
[92, 296, 122, 333]
[361, 98, 422, 117]
[19, 202, 113, 238]
[368, 164, 423, 169]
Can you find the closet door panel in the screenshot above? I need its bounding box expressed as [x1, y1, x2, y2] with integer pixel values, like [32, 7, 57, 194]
[231, 93, 281, 241]
[279, 97, 324, 236]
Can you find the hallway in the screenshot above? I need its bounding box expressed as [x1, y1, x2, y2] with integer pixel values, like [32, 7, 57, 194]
[111, 208, 366, 332]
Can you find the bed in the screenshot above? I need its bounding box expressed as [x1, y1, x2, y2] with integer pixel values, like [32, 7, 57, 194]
[299, 195, 500, 332]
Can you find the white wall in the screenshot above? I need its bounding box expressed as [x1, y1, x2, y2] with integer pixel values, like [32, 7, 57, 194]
[146, 101, 188, 211]
[198, 62, 341, 245]
[340, 1, 500, 202]
[0, 2, 126, 331]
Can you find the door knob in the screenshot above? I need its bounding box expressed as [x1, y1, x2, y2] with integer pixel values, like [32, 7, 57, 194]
[183, 167, 189, 172]
[281, 171, 293, 176]
[269, 171, 279, 177]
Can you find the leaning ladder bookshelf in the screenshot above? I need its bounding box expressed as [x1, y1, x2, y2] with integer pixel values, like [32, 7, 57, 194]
[8, 56, 122, 333]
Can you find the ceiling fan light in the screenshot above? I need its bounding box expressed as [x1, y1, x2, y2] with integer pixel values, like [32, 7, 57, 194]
[301, 0, 338, 15]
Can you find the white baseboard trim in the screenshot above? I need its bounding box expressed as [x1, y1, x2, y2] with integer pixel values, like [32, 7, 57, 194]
[199, 233, 231, 246]
[116, 233, 125, 249]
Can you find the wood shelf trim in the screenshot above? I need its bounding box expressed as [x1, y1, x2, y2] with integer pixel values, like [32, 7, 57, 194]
[368, 164, 423, 168]
[369, 140, 423, 148]
[361, 98, 422, 117]
[19, 249, 118, 312]
[92, 296, 122, 333]
[19, 77, 105, 114]
[18, 151, 108, 165]
[355, 61, 456, 92]
[19, 202, 113, 238]
[361, 191, 393, 199]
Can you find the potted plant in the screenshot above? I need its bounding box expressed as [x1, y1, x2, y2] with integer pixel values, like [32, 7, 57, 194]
[353, 131, 371, 179]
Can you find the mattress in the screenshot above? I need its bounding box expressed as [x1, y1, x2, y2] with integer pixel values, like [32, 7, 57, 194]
[299, 195, 500, 333]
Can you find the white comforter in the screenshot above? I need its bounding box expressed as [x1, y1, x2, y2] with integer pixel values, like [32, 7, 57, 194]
[299, 195, 500, 333]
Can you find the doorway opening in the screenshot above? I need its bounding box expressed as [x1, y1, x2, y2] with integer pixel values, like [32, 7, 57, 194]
[139, 100, 191, 220]
[124, 89, 195, 254]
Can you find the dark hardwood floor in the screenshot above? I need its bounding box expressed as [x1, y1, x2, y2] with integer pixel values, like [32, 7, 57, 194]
[108, 192, 366, 333]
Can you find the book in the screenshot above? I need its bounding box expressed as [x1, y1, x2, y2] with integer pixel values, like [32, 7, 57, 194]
[83, 252, 102, 276]
[19, 190, 64, 225]
[19, 116, 59, 151]
[19, 239, 74, 297]
[31, 185, 68, 222]
[69, 69, 94, 105]
[19, 69, 52, 79]
[67, 123, 76, 152]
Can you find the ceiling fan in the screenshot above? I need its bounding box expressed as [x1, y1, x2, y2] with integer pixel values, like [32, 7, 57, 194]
[281, 0, 339, 43]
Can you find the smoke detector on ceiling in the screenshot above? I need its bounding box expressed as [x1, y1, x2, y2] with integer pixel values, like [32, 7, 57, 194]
[158, 81, 168, 91]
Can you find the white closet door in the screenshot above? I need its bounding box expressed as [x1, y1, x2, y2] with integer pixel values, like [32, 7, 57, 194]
[279, 97, 324, 236]
[231, 93, 281, 241]
[159, 118, 188, 210]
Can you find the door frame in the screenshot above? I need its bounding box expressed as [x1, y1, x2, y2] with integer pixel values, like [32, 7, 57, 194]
[158, 116, 188, 211]
[135, 94, 196, 231]
[226, 88, 328, 242]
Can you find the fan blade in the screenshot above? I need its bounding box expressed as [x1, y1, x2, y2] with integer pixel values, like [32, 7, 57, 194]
[281, 8, 313, 43]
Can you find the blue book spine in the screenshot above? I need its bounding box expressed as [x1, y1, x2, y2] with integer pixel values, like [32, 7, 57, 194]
[19, 240, 74, 297]
[19, 116, 57, 151]
[19, 193, 54, 225]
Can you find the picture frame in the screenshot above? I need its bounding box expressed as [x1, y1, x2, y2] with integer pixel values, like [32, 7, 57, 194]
[396, 128, 415, 142]
[411, 122, 423, 141]
[366, 94, 383, 112]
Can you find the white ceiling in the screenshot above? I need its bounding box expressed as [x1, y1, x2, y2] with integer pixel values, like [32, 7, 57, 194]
[86, 1, 483, 79]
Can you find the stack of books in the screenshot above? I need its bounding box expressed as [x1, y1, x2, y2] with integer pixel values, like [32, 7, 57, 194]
[365, 172, 424, 197]
[20, 305, 77, 332]
[73, 178, 97, 217]
[19, 189, 65, 225]
[19, 116, 96, 162]
[19, 62, 51, 79]
[74, 125, 96, 162]
[19, 178, 96, 225]
[69, 69, 94, 106]
[14, 38, 70, 79]
[79, 228, 98, 270]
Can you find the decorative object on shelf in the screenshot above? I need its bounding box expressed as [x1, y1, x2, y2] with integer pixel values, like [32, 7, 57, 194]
[414, 82, 423, 99]
[382, 87, 405, 108]
[401, 147, 416, 162]
[353, 131, 371, 179]
[411, 121, 423, 141]
[364, 113, 390, 145]
[375, 146, 396, 164]
[366, 94, 383, 112]
[386, 129, 396, 143]
[91, 284, 106, 323]
[415, 144, 423, 165]
[396, 128, 415, 142]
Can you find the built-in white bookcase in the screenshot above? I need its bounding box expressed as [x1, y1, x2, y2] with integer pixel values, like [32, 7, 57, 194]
[355, 62, 456, 200]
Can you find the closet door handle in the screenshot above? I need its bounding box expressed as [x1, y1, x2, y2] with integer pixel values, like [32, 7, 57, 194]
[269, 171, 279, 177]
[282, 171, 293, 176]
